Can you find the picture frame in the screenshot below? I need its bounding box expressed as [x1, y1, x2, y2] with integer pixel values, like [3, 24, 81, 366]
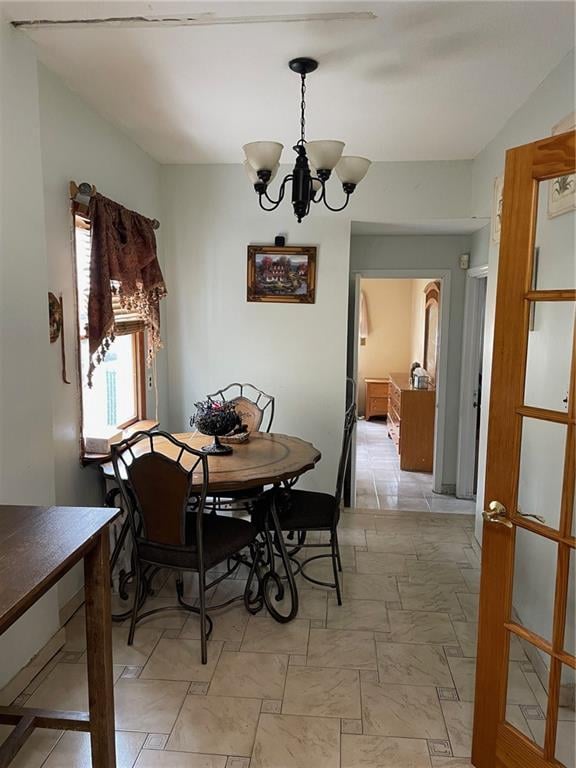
[491, 175, 504, 244]
[548, 112, 576, 218]
[247, 245, 317, 303]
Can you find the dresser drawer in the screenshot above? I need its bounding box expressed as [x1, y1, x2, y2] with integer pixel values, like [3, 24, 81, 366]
[367, 381, 389, 398]
[368, 397, 388, 415]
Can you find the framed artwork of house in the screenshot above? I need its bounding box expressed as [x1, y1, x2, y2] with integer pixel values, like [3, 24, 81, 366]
[247, 245, 317, 303]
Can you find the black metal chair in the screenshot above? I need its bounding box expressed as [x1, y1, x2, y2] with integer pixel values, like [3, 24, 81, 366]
[206, 382, 275, 433]
[112, 430, 261, 663]
[252, 390, 357, 605]
[205, 383, 275, 511]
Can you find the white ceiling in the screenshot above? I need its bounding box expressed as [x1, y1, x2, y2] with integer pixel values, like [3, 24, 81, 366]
[5, 1, 575, 164]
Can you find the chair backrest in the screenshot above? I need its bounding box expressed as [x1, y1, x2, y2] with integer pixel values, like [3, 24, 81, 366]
[111, 430, 208, 549]
[207, 382, 275, 433]
[335, 380, 357, 505]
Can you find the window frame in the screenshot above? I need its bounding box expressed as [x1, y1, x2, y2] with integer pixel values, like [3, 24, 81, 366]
[72, 205, 147, 460]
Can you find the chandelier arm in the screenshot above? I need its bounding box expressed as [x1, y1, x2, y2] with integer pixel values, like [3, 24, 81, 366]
[258, 195, 283, 212]
[261, 174, 292, 207]
[320, 186, 352, 212]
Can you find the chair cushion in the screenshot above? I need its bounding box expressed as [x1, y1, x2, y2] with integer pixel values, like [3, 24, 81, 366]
[138, 514, 257, 570]
[252, 488, 338, 532]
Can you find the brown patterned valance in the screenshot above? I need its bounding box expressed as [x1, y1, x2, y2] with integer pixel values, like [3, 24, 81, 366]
[87, 193, 166, 385]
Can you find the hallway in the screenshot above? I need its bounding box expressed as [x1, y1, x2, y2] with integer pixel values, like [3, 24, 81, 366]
[355, 419, 476, 515]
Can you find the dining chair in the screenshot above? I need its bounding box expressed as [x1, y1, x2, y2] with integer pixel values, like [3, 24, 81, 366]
[111, 429, 260, 663]
[207, 382, 275, 433]
[252, 383, 357, 605]
[205, 382, 275, 512]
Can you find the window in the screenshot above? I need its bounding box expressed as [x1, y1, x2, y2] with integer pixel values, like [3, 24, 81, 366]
[74, 214, 146, 451]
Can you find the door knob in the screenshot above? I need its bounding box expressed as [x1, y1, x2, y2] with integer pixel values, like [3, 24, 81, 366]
[482, 500, 513, 529]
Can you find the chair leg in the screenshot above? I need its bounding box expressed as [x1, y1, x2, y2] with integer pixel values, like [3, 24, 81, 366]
[128, 563, 141, 645]
[333, 529, 343, 573]
[330, 533, 342, 606]
[198, 569, 208, 664]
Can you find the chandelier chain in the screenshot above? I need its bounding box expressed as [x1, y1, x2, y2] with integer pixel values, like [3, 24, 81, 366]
[300, 73, 306, 144]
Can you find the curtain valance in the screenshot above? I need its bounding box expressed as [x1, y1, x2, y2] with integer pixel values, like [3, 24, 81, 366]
[87, 193, 166, 385]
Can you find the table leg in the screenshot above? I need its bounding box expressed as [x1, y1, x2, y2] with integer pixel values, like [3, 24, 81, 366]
[84, 530, 116, 767]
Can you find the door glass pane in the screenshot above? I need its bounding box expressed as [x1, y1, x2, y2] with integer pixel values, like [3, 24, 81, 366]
[565, 547, 575, 657]
[517, 418, 566, 530]
[533, 177, 576, 290]
[524, 302, 574, 412]
[511, 526, 556, 643]
[557, 664, 576, 767]
[504, 647, 548, 746]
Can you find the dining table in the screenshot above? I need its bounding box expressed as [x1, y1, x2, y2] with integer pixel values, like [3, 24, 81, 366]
[99, 430, 321, 622]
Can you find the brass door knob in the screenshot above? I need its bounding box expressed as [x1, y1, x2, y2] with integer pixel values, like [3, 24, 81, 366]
[482, 500, 513, 529]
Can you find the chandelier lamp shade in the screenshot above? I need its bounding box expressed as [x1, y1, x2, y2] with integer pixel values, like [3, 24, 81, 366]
[242, 57, 371, 222]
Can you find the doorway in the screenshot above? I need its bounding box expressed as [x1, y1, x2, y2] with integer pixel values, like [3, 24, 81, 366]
[347, 268, 456, 510]
[457, 266, 488, 499]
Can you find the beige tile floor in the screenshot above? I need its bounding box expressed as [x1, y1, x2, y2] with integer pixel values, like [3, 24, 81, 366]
[355, 419, 476, 515]
[1, 508, 574, 767]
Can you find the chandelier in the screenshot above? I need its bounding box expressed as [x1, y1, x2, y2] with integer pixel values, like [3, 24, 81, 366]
[242, 57, 371, 222]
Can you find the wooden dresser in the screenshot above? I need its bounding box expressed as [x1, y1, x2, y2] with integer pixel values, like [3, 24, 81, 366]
[388, 373, 435, 472]
[365, 378, 389, 421]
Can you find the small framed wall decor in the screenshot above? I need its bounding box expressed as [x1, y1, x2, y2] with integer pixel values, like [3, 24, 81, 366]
[247, 245, 317, 303]
[548, 112, 575, 218]
[491, 175, 504, 243]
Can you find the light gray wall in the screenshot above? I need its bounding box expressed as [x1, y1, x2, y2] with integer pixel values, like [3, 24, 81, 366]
[0, 23, 164, 686]
[349, 235, 472, 491]
[160, 162, 472, 496]
[0, 20, 60, 688]
[37, 64, 164, 610]
[470, 223, 490, 270]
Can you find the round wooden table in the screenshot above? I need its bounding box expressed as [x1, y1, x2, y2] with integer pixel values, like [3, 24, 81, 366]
[100, 431, 321, 622]
[101, 431, 321, 491]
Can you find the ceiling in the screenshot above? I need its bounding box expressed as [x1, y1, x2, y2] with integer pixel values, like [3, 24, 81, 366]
[5, 1, 575, 164]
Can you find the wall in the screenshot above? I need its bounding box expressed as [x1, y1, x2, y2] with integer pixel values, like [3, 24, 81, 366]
[469, 50, 575, 672]
[37, 64, 164, 609]
[161, 162, 472, 494]
[0, 20, 165, 687]
[350, 235, 472, 491]
[357, 279, 415, 414]
[0, 20, 60, 688]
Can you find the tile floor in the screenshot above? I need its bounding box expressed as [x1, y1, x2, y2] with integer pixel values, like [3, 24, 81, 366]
[1, 507, 574, 767]
[355, 419, 477, 515]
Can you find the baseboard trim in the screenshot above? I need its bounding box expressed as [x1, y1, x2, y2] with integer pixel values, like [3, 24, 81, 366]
[0, 627, 66, 705]
[59, 587, 85, 626]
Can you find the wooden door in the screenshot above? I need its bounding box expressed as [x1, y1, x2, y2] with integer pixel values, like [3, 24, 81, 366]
[472, 129, 575, 768]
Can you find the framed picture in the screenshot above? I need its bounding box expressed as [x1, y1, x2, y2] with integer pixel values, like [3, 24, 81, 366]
[491, 175, 504, 243]
[247, 245, 317, 303]
[548, 112, 575, 218]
